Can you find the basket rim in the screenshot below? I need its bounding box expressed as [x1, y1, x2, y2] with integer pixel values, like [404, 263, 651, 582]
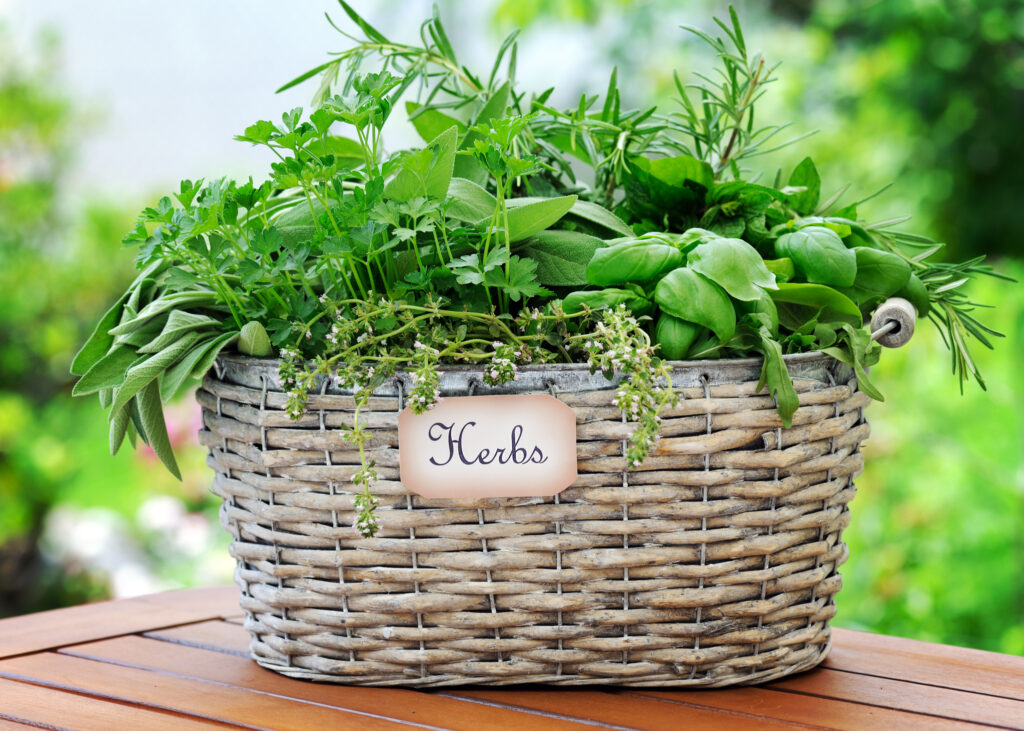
[217, 349, 835, 372]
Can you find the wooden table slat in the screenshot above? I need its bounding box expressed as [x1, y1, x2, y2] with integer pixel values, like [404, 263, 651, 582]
[635, 687, 997, 731]
[145, 619, 254, 656]
[0, 676, 237, 731]
[1, 587, 1021, 729]
[448, 688, 807, 731]
[58, 636, 596, 731]
[771, 665, 1024, 729]
[829, 628, 1024, 700]
[0, 585, 239, 659]
[0, 653, 417, 731]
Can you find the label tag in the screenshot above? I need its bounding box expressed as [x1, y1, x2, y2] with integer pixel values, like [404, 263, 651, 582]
[398, 394, 578, 498]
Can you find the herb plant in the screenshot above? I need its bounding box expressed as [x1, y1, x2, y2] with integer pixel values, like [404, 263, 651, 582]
[73, 4, 1009, 536]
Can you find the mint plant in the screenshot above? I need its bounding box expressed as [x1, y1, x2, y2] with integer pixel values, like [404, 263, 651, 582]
[74, 3, 1009, 536]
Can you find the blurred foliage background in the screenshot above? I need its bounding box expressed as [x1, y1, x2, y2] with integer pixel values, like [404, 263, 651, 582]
[0, 1, 1020, 653]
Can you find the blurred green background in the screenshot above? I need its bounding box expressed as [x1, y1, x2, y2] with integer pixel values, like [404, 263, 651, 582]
[1, 1, 1020, 654]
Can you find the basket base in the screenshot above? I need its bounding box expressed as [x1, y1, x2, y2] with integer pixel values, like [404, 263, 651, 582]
[246, 634, 832, 688]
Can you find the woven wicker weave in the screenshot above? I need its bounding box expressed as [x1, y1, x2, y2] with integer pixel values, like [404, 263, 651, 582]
[199, 352, 868, 687]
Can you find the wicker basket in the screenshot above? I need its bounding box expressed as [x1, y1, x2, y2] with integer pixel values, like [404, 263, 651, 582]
[199, 352, 869, 687]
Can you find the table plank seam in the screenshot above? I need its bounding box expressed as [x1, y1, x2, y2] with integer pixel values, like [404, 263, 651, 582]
[0, 616, 245, 662]
[616, 691, 833, 730]
[0, 711, 70, 731]
[432, 693, 636, 731]
[0, 670, 253, 730]
[141, 630, 252, 659]
[68, 635, 649, 730]
[51, 648, 460, 731]
[762, 684, 1020, 730]
[824, 665, 1024, 703]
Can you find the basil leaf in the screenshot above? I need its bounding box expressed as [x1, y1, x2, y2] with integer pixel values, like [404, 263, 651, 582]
[655, 314, 703, 360]
[562, 288, 652, 316]
[787, 157, 820, 215]
[688, 237, 777, 301]
[763, 257, 795, 283]
[842, 247, 911, 305]
[654, 268, 736, 343]
[586, 241, 683, 286]
[774, 226, 857, 287]
[768, 282, 863, 326]
[897, 273, 931, 317]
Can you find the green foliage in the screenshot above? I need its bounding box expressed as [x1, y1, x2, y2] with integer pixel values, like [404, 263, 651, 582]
[75, 7, 1011, 544]
[835, 259, 1024, 654]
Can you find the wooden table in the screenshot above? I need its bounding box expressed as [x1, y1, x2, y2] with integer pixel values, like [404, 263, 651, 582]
[0, 586, 1020, 730]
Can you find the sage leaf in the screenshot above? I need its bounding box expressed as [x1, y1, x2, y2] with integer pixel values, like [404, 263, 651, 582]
[385, 125, 458, 201]
[504, 195, 577, 243]
[774, 226, 857, 287]
[109, 403, 130, 456]
[405, 101, 466, 143]
[71, 290, 129, 376]
[565, 200, 633, 237]
[446, 177, 497, 223]
[688, 238, 777, 301]
[73, 347, 143, 397]
[110, 331, 204, 415]
[238, 321, 272, 357]
[586, 242, 683, 286]
[654, 268, 736, 343]
[138, 310, 222, 354]
[108, 292, 218, 336]
[517, 230, 603, 286]
[137, 380, 181, 479]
